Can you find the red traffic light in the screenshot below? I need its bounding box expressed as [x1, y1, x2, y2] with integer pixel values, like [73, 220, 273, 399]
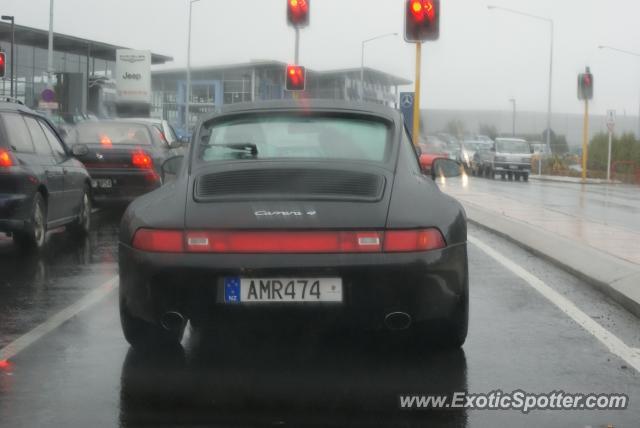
[285, 65, 306, 91]
[405, 0, 439, 42]
[0, 52, 5, 78]
[578, 68, 594, 100]
[287, 0, 309, 27]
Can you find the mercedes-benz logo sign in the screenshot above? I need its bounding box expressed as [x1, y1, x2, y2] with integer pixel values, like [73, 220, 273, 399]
[401, 94, 413, 108]
[96, 153, 104, 160]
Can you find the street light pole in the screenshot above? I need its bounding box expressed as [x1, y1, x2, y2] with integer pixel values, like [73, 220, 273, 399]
[598, 45, 640, 139]
[360, 32, 397, 102]
[1, 16, 14, 98]
[186, 0, 201, 136]
[509, 98, 516, 136]
[47, 0, 54, 87]
[488, 5, 554, 153]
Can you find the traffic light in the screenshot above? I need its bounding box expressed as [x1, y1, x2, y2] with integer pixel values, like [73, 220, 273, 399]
[0, 52, 5, 78]
[285, 65, 306, 91]
[578, 68, 594, 100]
[287, 0, 309, 27]
[405, 0, 440, 42]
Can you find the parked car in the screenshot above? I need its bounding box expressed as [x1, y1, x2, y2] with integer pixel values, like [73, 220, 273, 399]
[476, 138, 533, 181]
[67, 120, 186, 205]
[118, 100, 468, 350]
[0, 101, 92, 250]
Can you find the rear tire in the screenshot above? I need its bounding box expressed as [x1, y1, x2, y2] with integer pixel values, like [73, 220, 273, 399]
[523, 173, 529, 182]
[120, 297, 185, 349]
[14, 193, 47, 251]
[70, 186, 91, 237]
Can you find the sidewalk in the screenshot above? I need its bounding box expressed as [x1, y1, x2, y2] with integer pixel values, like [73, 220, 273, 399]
[443, 183, 640, 318]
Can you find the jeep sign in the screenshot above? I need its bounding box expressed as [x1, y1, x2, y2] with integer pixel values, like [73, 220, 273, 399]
[116, 49, 151, 104]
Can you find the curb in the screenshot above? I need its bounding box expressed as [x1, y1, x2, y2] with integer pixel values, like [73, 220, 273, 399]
[529, 175, 622, 185]
[462, 202, 640, 319]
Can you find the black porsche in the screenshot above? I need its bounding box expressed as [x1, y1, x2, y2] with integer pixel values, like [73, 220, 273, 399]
[118, 100, 468, 349]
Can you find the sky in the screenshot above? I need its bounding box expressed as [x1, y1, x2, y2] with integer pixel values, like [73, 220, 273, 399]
[2, 0, 640, 116]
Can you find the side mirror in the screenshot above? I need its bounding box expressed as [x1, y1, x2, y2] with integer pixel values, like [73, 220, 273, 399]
[72, 144, 89, 157]
[161, 155, 184, 183]
[168, 140, 183, 149]
[431, 158, 463, 181]
[490, 146, 496, 152]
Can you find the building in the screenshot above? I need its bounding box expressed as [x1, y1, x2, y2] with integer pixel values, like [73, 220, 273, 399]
[151, 60, 411, 134]
[0, 21, 171, 117]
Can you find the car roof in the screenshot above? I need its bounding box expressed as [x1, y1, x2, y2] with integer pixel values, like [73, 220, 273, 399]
[496, 138, 528, 143]
[202, 99, 401, 123]
[73, 119, 153, 127]
[0, 100, 37, 114]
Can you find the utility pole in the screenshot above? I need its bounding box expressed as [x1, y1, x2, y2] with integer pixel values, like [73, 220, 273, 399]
[509, 98, 516, 136]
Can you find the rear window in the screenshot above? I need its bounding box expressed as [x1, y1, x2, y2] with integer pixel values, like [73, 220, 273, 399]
[199, 115, 391, 163]
[69, 123, 152, 146]
[1, 112, 35, 153]
[496, 140, 530, 154]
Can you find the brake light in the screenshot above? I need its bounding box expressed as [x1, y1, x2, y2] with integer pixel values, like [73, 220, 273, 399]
[0, 149, 14, 167]
[383, 229, 446, 252]
[186, 231, 383, 253]
[132, 229, 184, 252]
[131, 151, 153, 169]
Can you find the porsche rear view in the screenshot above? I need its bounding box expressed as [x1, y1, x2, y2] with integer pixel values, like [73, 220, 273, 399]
[118, 100, 468, 349]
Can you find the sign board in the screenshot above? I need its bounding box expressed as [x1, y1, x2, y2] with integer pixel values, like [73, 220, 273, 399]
[116, 50, 151, 104]
[38, 101, 59, 110]
[606, 109, 616, 132]
[41, 89, 56, 103]
[400, 92, 415, 140]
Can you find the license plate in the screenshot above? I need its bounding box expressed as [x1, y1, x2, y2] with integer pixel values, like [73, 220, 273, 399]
[91, 179, 112, 188]
[224, 277, 342, 304]
[509, 165, 519, 170]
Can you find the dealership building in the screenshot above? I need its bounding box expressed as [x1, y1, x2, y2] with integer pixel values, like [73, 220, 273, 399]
[151, 61, 411, 134]
[0, 21, 171, 117]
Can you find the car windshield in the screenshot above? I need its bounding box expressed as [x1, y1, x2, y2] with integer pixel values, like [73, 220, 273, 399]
[199, 115, 390, 163]
[496, 140, 530, 154]
[68, 123, 152, 145]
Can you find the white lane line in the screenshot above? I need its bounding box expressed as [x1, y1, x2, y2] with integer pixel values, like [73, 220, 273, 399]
[0, 275, 119, 362]
[469, 234, 640, 374]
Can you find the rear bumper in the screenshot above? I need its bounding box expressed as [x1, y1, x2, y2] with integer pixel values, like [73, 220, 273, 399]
[87, 168, 161, 204]
[118, 242, 469, 330]
[493, 163, 531, 173]
[0, 193, 31, 233]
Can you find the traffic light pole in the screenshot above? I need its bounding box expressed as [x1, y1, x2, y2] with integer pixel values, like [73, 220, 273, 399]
[581, 99, 589, 182]
[294, 27, 300, 64]
[412, 42, 422, 147]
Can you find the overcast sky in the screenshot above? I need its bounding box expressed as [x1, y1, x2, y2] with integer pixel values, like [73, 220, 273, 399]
[3, 0, 640, 116]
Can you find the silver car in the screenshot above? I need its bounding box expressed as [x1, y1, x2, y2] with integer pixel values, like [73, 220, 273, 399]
[476, 138, 533, 181]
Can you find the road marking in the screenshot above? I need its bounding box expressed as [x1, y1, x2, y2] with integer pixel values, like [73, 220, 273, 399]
[469, 234, 640, 374]
[0, 275, 119, 363]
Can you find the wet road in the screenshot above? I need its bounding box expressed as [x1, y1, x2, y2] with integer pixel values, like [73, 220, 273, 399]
[1, 210, 639, 427]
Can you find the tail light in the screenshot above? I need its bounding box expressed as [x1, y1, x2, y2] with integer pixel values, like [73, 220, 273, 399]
[0, 149, 14, 167]
[383, 229, 445, 252]
[131, 151, 153, 169]
[131, 228, 445, 253]
[132, 229, 183, 252]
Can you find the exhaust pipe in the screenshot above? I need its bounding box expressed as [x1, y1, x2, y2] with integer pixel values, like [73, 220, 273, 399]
[161, 311, 186, 331]
[384, 312, 412, 331]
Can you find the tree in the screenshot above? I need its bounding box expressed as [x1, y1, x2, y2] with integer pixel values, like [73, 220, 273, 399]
[478, 123, 498, 140]
[445, 119, 465, 139]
